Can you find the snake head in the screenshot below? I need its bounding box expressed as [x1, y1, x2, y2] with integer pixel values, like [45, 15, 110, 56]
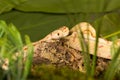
[50, 26, 69, 39]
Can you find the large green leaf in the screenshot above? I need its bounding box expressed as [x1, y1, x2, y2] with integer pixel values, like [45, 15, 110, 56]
[15, 0, 120, 13]
[93, 12, 120, 38]
[0, 11, 75, 41]
[0, 10, 119, 42]
[0, 0, 27, 14]
[0, 10, 101, 41]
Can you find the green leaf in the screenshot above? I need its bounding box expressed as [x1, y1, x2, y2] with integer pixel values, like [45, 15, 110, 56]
[15, 0, 120, 13]
[0, 11, 73, 41]
[0, 10, 98, 41]
[0, 10, 120, 41]
[0, 0, 27, 14]
[93, 12, 120, 39]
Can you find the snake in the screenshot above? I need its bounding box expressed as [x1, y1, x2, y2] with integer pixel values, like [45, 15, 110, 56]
[65, 22, 120, 59]
[2, 22, 119, 71]
[23, 22, 120, 60]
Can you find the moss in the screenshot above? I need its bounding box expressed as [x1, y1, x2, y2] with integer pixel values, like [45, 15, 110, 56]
[28, 64, 89, 80]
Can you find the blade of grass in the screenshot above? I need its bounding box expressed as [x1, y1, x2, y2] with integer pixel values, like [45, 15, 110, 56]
[104, 46, 120, 80]
[76, 23, 91, 78]
[104, 30, 120, 39]
[21, 35, 33, 80]
[0, 20, 33, 80]
[8, 23, 23, 49]
[0, 20, 23, 49]
[0, 29, 4, 38]
[91, 19, 102, 77]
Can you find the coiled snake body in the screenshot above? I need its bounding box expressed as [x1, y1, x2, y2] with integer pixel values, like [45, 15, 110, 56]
[24, 22, 120, 60]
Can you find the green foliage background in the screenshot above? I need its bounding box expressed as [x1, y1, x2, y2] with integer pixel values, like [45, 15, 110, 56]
[0, 0, 120, 80]
[0, 0, 120, 41]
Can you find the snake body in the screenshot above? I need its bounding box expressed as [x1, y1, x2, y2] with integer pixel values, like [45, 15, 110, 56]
[23, 22, 120, 59]
[66, 22, 120, 59]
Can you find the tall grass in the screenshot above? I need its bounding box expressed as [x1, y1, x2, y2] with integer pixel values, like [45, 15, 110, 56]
[91, 19, 102, 77]
[0, 20, 33, 80]
[104, 37, 120, 80]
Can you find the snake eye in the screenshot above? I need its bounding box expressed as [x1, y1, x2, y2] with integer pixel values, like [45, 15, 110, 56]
[57, 33, 60, 36]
